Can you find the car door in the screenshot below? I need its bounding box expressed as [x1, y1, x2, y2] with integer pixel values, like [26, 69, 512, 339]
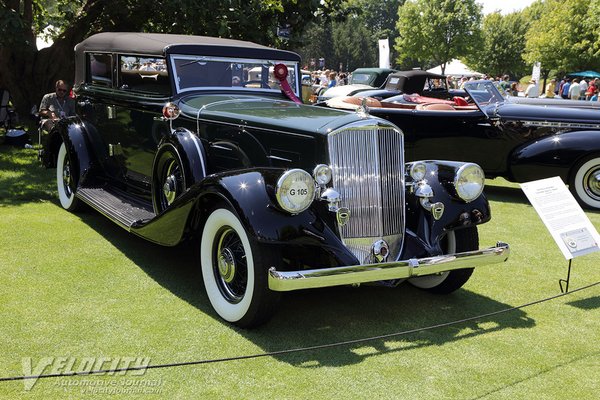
[113, 55, 172, 195]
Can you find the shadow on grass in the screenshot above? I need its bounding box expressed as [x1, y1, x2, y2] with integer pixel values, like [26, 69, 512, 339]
[77, 210, 535, 367]
[566, 295, 600, 310]
[483, 184, 529, 205]
[0, 146, 55, 206]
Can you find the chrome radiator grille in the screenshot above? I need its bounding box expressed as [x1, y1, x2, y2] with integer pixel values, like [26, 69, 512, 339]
[327, 122, 405, 263]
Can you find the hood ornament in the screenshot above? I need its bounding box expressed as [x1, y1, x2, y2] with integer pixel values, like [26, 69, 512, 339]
[356, 98, 370, 118]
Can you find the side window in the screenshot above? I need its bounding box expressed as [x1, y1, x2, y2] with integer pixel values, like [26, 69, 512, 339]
[119, 56, 170, 95]
[87, 53, 113, 87]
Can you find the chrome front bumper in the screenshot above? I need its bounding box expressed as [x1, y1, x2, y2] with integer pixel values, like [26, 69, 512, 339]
[268, 242, 510, 292]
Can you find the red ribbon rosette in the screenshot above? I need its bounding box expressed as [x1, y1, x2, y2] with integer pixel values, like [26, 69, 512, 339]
[273, 63, 303, 104]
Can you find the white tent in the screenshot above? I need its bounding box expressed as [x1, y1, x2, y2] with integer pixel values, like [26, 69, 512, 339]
[427, 59, 483, 77]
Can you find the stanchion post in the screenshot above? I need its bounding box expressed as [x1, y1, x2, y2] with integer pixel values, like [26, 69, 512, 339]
[559, 259, 572, 293]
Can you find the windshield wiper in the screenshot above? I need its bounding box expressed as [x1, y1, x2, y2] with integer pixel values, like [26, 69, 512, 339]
[179, 57, 207, 67]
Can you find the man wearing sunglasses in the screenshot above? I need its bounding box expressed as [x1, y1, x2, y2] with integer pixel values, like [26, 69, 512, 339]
[39, 80, 75, 131]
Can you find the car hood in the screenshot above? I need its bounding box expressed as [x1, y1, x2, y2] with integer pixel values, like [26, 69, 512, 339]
[178, 94, 372, 136]
[487, 102, 600, 125]
[320, 84, 373, 99]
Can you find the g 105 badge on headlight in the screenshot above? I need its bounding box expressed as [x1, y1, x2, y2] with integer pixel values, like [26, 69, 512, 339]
[454, 163, 485, 202]
[276, 169, 316, 214]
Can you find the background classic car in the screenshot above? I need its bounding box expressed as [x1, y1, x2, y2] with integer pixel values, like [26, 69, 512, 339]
[43, 33, 509, 327]
[316, 67, 398, 102]
[347, 70, 466, 101]
[327, 80, 600, 210]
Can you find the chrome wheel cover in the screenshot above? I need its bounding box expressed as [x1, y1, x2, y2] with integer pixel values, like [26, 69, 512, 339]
[213, 226, 247, 304]
[583, 167, 600, 201]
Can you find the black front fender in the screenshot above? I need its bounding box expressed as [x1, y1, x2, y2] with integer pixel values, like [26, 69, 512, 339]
[404, 161, 491, 257]
[189, 168, 359, 268]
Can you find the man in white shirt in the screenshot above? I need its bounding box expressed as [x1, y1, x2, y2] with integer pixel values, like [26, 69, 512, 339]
[525, 79, 539, 97]
[578, 79, 588, 99]
[569, 79, 581, 100]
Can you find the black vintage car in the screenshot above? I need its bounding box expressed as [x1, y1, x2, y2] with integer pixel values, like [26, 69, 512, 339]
[327, 80, 600, 210]
[43, 33, 509, 327]
[352, 70, 466, 101]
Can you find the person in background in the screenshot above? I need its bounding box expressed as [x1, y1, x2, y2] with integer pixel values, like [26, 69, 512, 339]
[510, 82, 519, 96]
[579, 78, 588, 99]
[39, 80, 76, 131]
[590, 89, 599, 101]
[569, 78, 580, 100]
[585, 78, 598, 100]
[499, 75, 510, 93]
[525, 79, 539, 97]
[561, 78, 571, 99]
[545, 79, 556, 98]
[328, 71, 337, 88]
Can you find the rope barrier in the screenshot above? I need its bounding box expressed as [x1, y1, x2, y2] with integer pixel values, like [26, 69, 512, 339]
[1, 280, 599, 383]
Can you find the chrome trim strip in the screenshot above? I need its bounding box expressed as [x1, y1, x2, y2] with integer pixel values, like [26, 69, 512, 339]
[268, 242, 510, 291]
[520, 120, 600, 129]
[267, 155, 293, 162]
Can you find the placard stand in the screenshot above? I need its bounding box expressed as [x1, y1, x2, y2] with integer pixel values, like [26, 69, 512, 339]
[520, 177, 600, 294]
[559, 259, 572, 293]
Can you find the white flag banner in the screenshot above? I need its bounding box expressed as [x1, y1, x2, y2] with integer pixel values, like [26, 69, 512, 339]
[378, 38, 390, 69]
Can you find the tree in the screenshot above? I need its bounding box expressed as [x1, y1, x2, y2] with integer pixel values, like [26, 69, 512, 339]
[394, 0, 482, 73]
[0, 0, 342, 117]
[463, 11, 529, 79]
[523, 0, 600, 76]
[294, 0, 404, 71]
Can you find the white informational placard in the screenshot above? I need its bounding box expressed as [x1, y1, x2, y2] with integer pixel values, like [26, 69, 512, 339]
[520, 177, 600, 260]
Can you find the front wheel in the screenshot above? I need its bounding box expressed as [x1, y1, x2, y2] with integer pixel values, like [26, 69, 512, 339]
[56, 142, 80, 212]
[570, 156, 600, 210]
[200, 206, 280, 327]
[409, 227, 478, 294]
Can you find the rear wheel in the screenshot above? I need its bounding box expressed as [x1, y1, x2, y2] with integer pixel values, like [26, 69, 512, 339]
[153, 145, 186, 214]
[409, 227, 478, 294]
[200, 205, 280, 327]
[56, 142, 80, 212]
[570, 156, 600, 210]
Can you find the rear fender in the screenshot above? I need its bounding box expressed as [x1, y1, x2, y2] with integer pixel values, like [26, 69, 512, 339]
[509, 130, 600, 182]
[49, 118, 95, 186]
[160, 127, 207, 185]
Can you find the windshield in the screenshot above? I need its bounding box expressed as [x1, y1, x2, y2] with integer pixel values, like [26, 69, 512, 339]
[350, 73, 375, 85]
[170, 54, 299, 95]
[463, 80, 505, 107]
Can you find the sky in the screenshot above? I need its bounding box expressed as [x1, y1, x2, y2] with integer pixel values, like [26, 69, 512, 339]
[478, 0, 537, 15]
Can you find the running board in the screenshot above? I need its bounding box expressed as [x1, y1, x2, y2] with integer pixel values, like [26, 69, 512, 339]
[76, 186, 155, 229]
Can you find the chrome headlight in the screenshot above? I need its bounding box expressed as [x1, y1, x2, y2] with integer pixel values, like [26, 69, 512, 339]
[409, 162, 427, 181]
[313, 164, 332, 186]
[454, 163, 485, 202]
[276, 169, 316, 214]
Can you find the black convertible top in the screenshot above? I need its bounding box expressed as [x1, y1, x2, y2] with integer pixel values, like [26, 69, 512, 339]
[384, 70, 446, 93]
[74, 32, 301, 86]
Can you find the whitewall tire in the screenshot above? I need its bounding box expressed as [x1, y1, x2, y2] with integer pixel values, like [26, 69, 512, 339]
[200, 206, 279, 327]
[56, 142, 80, 211]
[570, 156, 600, 210]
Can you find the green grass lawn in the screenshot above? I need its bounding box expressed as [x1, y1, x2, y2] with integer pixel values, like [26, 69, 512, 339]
[1, 145, 599, 399]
